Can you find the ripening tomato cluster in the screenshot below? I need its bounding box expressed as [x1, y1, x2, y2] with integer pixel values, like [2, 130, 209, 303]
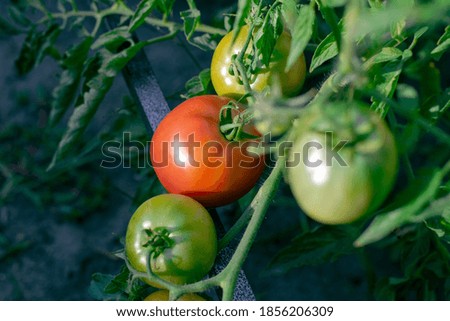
[124, 26, 306, 298]
[124, 25, 398, 299]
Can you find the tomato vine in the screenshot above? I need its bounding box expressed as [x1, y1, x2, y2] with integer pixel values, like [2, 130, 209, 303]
[3, 0, 449, 301]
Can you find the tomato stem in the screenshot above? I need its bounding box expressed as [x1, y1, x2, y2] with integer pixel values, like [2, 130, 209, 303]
[38, 2, 226, 36]
[220, 155, 285, 300]
[219, 103, 258, 142]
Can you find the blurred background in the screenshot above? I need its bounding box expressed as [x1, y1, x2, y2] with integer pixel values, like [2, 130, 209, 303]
[0, 0, 424, 300]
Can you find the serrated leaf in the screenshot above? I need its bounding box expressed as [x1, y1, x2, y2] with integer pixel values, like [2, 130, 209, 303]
[103, 267, 131, 294]
[355, 166, 449, 247]
[48, 43, 145, 170]
[254, 6, 283, 67]
[49, 37, 94, 126]
[15, 24, 61, 75]
[182, 68, 213, 99]
[270, 225, 358, 271]
[89, 272, 128, 301]
[89, 264, 149, 301]
[309, 22, 343, 72]
[180, 8, 200, 40]
[232, 0, 252, 43]
[431, 26, 450, 61]
[92, 27, 132, 52]
[129, 0, 156, 32]
[286, 5, 315, 72]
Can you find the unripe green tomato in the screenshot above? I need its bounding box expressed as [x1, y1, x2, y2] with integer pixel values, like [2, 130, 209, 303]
[211, 25, 306, 99]
[287, 105, 398, 224]
[125, 194, 217, 287]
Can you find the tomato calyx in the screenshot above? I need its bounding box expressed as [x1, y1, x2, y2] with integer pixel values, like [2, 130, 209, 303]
[142, 227, 174, 259]
[219, 102, 259, 142]
[307, 103, 383, 151]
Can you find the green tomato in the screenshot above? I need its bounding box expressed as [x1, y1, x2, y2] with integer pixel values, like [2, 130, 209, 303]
[287, 104, 398, 224]
[125, 194, 217, 286]
[210, 25, 306, 99]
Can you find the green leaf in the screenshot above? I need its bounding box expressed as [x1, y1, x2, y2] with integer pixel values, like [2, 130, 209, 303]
[89, 263, 149, 301]
[232, 0, 252, 42]
[48, 43, 145, 170]
[129, 0, 156, 32]
[281, 0, 298, 31]
[409, 26, 428, 50]
[92, 27, 132, 52]
[390, 19, 406, 42]
[254, 6, 283, 67]
[180, 8, 201, 40]
[370, 60, 403, 116]
[49, 37, 94, 126]
[270, 225, 358, 271]
[355, 165, 449, 247]
[315, 0, 341, 51]
[89, 272, 127, 300]
[286, 5, 315, 72]
[425, 205, 450, 243]
[181, 68, 214, 99]
[431, 26, 450, 61]
[364, 47, 403, 69]
[15, 24, 61, 75]
[309, 22, 343, 72]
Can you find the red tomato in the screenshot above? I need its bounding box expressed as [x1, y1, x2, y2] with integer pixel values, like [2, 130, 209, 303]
[150, 95, 265, 207]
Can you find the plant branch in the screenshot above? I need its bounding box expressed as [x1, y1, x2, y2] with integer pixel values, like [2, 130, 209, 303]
[220, 155, 285, 300]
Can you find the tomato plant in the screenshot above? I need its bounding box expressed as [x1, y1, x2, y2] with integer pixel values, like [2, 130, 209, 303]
[5, 0, 449, 303]
[150, 95, 265, 207]
[287, 104, 398, 225]
[125, 194, 217, 286]
[144, 290, 206, 301]
[211, 25, 306, 99]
